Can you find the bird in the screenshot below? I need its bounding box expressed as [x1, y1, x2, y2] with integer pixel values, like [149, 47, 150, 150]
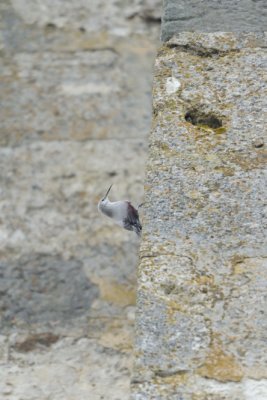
[98, 185, 142, 237]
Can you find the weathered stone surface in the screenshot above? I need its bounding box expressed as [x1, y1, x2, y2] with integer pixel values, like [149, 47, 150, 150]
[0, 336, 133, 400]
[161, 0, 267, 41]
[131, 32, 267, 399]
[0, 0, 161, 399]
[0, 140, 144, 400]
[0, 254, 98, 327]
[0, 0, 160, 145]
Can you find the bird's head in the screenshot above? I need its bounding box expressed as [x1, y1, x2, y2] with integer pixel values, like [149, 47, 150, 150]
[98, 184, 112, 209]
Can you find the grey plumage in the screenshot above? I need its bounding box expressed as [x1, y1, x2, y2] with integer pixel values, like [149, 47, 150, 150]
[98, 185, 142, 237]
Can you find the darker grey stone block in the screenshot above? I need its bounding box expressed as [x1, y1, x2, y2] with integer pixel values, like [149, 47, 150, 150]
[0, 255, 99, 329]
[161, 0, 267, 41]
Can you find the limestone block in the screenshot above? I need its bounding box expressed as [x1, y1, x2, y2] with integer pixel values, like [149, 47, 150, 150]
[0, 0, 160, 145]
[131, 32, 267, 399]
[0, 0, 161, 399]
[161, 0, 267, 41]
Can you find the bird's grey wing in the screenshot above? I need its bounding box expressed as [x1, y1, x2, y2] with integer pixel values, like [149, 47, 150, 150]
[123, 202, 142, 235]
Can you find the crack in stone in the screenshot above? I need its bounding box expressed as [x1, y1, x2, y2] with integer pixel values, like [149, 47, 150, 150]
[166, 43, 240, 58]
[154, 369, 189, 378]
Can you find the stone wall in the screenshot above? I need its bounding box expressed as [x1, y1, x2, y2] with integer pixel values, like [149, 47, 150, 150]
[0, 1, 161, 399]
[161, 0, 267, 41]
[2, 1, 267, 399]
[131, 24, 267, 400]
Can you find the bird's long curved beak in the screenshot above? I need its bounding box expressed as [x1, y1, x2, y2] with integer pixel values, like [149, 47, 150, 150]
[103, 184, 113, 200]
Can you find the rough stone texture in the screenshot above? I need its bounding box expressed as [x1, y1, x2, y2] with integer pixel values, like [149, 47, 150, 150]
[1, 0, 162, 145]
[131, 32, 267, 399]
[0, 1, 161, 399]
[161, 0, 267, 41]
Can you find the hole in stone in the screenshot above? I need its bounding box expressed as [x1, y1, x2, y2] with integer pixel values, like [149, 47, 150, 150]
[141, 14, 161, 24]
[162, 282, 176, 295]
[252, 139, 264, 148]
[46, 23, 56, 30]
[185, 109, 222, 129]
[107, 171, 117, 177]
